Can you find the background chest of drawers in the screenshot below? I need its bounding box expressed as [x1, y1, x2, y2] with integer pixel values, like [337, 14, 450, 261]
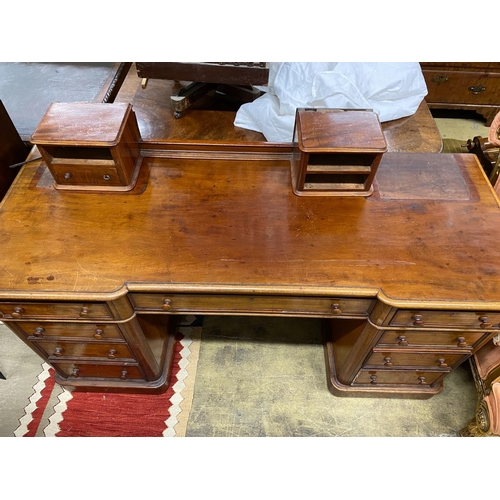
[0, 298, 175, 393]
[420, 62, 500, 126]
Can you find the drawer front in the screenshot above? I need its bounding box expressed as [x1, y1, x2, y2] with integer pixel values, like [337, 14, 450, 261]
[129, 293, 374, 317]
[15, 322, 124, 341]
[54, 362, 145, 380]
[51, 164, 123, 186]
[365, 350, 465, 370]
[423, 70, 500, 105]
[353, 370, 444, 387]
[388, 309, 500, 329]
[377, 329, 484, 349]
[0, 301, 113, 320]
[35, 341, 134, 360]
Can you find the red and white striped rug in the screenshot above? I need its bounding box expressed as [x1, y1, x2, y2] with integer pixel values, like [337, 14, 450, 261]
[13, 317, 201, 437]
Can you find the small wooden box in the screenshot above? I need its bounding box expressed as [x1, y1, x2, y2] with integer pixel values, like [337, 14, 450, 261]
[31, 102, 142, 191]
[291, 108, 387, 196]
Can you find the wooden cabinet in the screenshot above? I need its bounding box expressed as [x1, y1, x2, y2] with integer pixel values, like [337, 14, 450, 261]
[420, 63, 500, 125]
[31, 102, 142, 191]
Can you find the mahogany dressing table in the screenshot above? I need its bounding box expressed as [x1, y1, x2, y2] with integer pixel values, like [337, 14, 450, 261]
[1, 102, 499, 400]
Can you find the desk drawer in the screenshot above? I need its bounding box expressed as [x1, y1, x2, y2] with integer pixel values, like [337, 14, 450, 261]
[54, 362, 145, 380]
[35, 341, 134, 361]
[51, 164, 123, 187]
[388, 309, 500, 329]
[129, 293, 374, 317]
[353, 370, 444, 387]
[377, 329, 484, 349]
[423, 70, 500, 105]
[0, 301, 113, 320]
[364, 350, 465, 370]
[15, 322, 124, 341]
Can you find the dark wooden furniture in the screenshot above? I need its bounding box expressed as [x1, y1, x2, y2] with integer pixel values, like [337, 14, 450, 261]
[0, 104, 499, 399]
[420, 63, 500, 126]
[461, 336, 500, 436]
[0, 100, 29, 200]
[291, 108, 387, 196]
[136, 62, 269, 118]
[31, 103, 142, 191]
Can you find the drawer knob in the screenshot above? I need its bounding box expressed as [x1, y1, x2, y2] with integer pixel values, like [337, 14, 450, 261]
[71, 368, 79, 378]
[108, 349, 117, 359]
[120, 369, 128, 380]
[331, 303, 342, 314]
[418, 376, 426, 385]
[469, 84, 486, 95]
[383, 357, 393, 367]
[478, 316, 492, 328]
[93, 328, 104, 340]
[437, 358, 448, 368]
[397, 335, 408, 346]
[161, 298, 173, 311]
[64, 172, 72, 180]
[457, 336, 468, 347]
[103, 174, 111, 181]
[11, 306, 24, 318]
[79, 306, 90, 318]
[53, 347, 64, 357]
[33, 326, 45, 338]
[411, 314, 424, 326]
[370, 375, 377, 385]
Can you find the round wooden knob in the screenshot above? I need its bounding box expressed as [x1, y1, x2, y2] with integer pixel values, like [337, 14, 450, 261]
[370, 375, 377, 385]
[411, 314, 424, 326]
[71, 368, 79, 378]
[120, 370, 128, 380]
[79, 306, 90, 318]
[437, 358, 448, 368]
[397, 335, 408, 346]
[11, 306, 24, 318]
[53, 347, 64, 357]
[93, 328, 104, 340]
[383, 357, 393, 367]
[33, 326, 45, 338]
[161, 298, 173, 311]
[108, 349, 117, 359]
[418, 376, 426, 385]
[478, 316, 492, 328]
[457, 336, 467, 347]
[331, 303, 342, 314]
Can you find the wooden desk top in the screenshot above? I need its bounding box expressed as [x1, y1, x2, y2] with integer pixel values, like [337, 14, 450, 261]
[0, 150, 499, 308]
[114, 65, 443, 153]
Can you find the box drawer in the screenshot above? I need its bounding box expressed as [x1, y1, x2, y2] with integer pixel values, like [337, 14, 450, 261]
[14, 321, 124, 341]
[377, 329, 484, 349]
[365, 350, 465, 370]
[35, 341, 134, 360]
[388, 309, 500, 329]
[51, 164, 123, 186]
[353, 370, 444, 387]
[423, 70, 500, 105]
[129, 293, 374, 317]
[0, 301, 113, 320]
[53, 362, 145, 380]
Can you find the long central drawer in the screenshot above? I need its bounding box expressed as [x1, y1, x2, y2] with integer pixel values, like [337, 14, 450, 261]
[129, 293, 375, 317]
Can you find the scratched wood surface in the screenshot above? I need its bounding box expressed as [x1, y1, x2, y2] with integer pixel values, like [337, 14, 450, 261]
[0, 151, 499, 305]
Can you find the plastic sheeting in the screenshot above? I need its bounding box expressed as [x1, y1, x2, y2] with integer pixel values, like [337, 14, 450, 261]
[234, 62, 428, 142]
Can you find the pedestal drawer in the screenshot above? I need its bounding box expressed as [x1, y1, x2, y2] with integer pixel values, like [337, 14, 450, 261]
[34, 341, 134, 360]
[14, 322, 124, 341]
[0, 301, 113, 320]
[377, 329, 484, 349]
[353, 370, 444, 387]
[388, 309, 500, 329]
[54, 362, 145, 380]
[365, 350, 465, 370]
[129, 293, 374, 317]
